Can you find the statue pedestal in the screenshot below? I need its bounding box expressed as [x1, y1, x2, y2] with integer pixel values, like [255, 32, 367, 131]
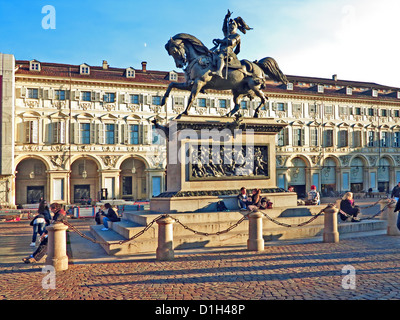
[151, 115, 296, 213]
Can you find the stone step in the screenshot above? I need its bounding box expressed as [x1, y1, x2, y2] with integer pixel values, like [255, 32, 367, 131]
[90, 216, 387, 256]
[122, 205, 326, 225]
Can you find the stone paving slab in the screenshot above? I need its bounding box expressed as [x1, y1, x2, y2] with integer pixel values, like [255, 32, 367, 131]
[1, 215, 400, 302]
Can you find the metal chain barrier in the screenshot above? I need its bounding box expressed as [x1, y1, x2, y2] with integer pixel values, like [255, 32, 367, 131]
[259, 207, 325, 228]
[63, 199, 393, 246]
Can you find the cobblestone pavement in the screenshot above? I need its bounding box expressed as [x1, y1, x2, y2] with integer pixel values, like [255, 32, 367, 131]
[1, 214, 400, 302]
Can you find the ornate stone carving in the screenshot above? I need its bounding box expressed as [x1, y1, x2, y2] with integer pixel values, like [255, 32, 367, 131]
[79, 102, 91, 110]
[100, 155, 120, 168]
[50, 155, 66, 168]
[26, 100, 39, 108]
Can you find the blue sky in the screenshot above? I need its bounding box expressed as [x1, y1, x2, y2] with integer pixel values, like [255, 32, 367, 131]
[1, 0, 399, 87]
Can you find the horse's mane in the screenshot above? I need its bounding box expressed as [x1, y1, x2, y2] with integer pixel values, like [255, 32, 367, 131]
[170, 33, 212, 56]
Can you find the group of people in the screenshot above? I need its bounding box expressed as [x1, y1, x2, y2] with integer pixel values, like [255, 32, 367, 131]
[23, 201, 66, 264]
[94, 203, 121, 231]
[288, 185, 361, 222]
[237, 187, 272, 211]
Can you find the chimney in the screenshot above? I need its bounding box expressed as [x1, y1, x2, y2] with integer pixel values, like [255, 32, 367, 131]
[102, 60, 109, 70]
[141, 61, 147, 72]
[332, 74, 337, 81]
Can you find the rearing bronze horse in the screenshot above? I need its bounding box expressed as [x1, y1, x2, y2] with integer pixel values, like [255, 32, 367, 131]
[162, 33, 288, 118]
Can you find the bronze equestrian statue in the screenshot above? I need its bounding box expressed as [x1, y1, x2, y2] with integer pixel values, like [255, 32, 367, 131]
[161, 10, 288, 118]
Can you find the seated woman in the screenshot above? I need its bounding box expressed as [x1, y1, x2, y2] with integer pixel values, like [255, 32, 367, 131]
[339, 192, 361, 222]
[23, 230, 48, 264]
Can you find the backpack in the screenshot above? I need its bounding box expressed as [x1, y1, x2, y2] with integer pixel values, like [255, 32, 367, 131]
[217, 201, 228, 212]
[260, 197, 273, 209]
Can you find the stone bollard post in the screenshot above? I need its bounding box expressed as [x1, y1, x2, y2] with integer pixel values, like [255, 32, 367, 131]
[247, 211, 264, 251]
[379, 199, 392, 220]
[384, 199, 400, 236]
[156, 215, 175, 260]
[323, 205, 339, 243]
[45, 222, 69, 271]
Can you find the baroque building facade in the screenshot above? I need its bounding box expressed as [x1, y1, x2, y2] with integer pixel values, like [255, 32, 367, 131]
[1, 52, 400, 206]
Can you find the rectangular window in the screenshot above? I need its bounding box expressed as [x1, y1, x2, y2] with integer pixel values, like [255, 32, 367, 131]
[381, 132, 389, 147]
[353, 131, 361, 148]
[105, 124, 115, 144]
[55, 90, 65, 100]
[277, 102, 285, 112]
[130, 124, 139, 145]
[293, 128, 304, 146]
[122, 176, 132, 195]
[394, 110, 400, 118]
[241, 101, 248, 109]
[52, 122, 65, 144]
[25, 120, 39, 143]
[381, 109, 387, 117]
[324, 105, 333, 115]
[310, 128, 318, 146]
[81, 91, 91, 102]
[394, 132, 400, 147]
[104, 93, 115, 103]
[173, 96, 185, 107]
[218, 99, 227, 108]
[130, 94, 139, 104]
[152, 96, 161, 106]
[309, 103, 317, 114]
[53, 179, 64, 201]
[368, 108, 374, 116]
[27, 88, 38, 99]
[80, 123, 91, 144]
[197, 98, 206, 108]
[323, 129, 333, 147]
[339, 106, 348, 115]
[354, 107, 361, 116]
[292, 103, 302, 113]
[277, 128, 288, 146]
[367, 131, 375, 147]
[338, 130, 348, 148]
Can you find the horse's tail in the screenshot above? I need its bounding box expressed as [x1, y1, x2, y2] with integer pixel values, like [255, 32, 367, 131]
[256, 57, 288, 84]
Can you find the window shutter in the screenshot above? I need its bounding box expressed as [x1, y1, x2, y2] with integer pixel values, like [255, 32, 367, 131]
[31, 120, 39, 144]
[73, 90, 80, 100]
[115, 123, 119, 144]
[122, 124, 128, 144]
[142, 124, 150, 144]
[20, 87, 26, 98]
[284, 128, 289, 146]
[90, 122, 95, 144]
[59, 122, 66, 144]
[73, 122, 80, 144]
[123, 93, 129, 104]
[47, 122, 53, 144]
[97, 123, 105, 144]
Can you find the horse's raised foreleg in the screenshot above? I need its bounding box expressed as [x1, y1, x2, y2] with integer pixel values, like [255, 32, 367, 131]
[179, 80, 206, 118]
[225, 91, 241, 117]
[161, 82, 192, 107]
[252, 88, 268, 118]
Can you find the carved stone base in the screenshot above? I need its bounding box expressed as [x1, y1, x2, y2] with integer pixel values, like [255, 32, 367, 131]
[150, 115, 291, 213]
